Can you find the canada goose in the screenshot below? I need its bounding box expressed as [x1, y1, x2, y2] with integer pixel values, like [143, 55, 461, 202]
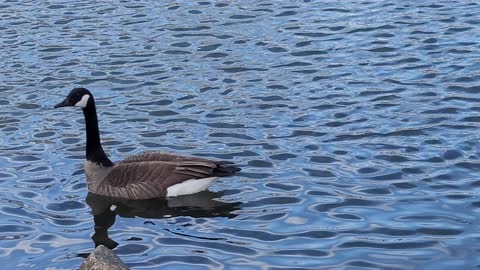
[54, 88, 240, 200]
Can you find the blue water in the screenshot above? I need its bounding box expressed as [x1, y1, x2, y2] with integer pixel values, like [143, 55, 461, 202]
[1, 1, 480, 269]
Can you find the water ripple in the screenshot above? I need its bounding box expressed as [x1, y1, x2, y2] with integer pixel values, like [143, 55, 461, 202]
[0, 1, 479, 269]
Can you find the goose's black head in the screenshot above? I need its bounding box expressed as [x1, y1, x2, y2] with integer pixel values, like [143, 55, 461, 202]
[54, 88, 93, 109]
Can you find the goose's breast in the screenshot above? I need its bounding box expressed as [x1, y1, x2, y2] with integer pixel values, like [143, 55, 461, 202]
[84, 161, 113, 187]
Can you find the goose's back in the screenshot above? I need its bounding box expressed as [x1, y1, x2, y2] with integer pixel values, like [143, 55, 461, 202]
[118, 151, 211, 164]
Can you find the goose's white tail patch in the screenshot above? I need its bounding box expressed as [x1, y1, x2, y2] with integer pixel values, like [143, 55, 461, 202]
[166, 177, 218, 197]
[74, 94, 90, 108]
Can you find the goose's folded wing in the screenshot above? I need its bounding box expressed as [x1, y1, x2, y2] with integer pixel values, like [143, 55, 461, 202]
[118, 151, 211, 164]
[95, 161, 220, 199]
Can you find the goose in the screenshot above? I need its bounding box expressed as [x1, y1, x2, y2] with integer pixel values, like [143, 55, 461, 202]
[54, 88, 241, 200]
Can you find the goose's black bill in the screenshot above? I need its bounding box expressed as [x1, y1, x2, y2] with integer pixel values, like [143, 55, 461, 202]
[54, 98, 70, 108]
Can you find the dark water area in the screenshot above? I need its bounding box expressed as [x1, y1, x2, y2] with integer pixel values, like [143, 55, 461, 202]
[87, 191, 241, 250]
[1, 0, 480, 269]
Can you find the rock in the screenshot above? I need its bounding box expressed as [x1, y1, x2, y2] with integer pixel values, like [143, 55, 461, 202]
[79, 245, 130, 270]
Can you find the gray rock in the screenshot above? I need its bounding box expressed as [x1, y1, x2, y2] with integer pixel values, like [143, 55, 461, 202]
[79, 245, 130, 270]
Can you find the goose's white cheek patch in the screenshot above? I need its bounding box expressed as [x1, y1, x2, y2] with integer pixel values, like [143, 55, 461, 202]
[74, 94, 90, 108]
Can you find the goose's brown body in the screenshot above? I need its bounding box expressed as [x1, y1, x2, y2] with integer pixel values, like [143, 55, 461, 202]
[55, 88, 240, 200]
[85, 152, 239, 199]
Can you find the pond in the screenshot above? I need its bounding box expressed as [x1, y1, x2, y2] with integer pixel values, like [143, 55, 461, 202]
[0, 1, 479, 269]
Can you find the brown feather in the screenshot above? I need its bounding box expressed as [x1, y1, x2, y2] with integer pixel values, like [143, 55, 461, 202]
[178, 161, 217, 168]
[119, 151, 212, 164]
[175, 167, 210, 178]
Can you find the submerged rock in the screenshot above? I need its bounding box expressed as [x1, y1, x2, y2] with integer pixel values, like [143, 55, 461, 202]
[79, 245, 130, 270]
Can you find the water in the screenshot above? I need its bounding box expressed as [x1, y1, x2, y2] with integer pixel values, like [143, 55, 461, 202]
[1, 0, 479, 269]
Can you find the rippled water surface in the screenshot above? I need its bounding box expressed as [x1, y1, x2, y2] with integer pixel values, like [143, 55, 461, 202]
[1, 1, 480, 269]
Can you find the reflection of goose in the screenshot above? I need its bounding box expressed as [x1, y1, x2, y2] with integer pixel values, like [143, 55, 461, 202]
[86, 191, 241, 249]
[54, 88, 241, 199]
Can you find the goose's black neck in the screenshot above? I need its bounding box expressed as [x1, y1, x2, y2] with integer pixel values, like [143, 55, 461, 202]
[82, 101, 114, 167]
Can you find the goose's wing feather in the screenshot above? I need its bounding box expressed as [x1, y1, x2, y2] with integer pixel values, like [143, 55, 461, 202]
[118, 151, 211, 164]
[96, 159, 237, 199]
